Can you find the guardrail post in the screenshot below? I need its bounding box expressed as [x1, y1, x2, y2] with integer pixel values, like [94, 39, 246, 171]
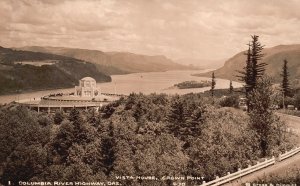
[202, 181, 206, 184]
[227, 172, 230, 175]
[215, 176, 219, 179]
[272, 156, 275, 164]
[279, 153, 282, 161]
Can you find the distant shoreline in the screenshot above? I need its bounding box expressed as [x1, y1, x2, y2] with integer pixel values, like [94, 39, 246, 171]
[0, 86, 75, 97]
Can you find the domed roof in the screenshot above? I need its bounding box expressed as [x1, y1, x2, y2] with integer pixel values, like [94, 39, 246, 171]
[81, 77, 96, 81]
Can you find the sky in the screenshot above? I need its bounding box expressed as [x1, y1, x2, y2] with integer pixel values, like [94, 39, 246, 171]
[1, 0, 300, 61]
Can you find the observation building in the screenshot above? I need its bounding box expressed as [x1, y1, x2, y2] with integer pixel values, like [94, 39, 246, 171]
[17, 77, 123, 113]
[75, 77, 100, 97]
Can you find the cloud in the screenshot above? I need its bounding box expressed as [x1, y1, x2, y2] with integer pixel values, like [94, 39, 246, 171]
[1, 0, 300, 61]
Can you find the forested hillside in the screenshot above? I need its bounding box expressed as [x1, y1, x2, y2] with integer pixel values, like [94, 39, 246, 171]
[0, 47, 111, 95]
[0, 93, 294, 185]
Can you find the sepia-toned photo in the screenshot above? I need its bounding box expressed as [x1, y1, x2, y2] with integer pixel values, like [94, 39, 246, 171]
[0, 0, 300, 185]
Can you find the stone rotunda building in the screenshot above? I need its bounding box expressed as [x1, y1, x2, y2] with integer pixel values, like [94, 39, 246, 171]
[74, 77, 100, 98]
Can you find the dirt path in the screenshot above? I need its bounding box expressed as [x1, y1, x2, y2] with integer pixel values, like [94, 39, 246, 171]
[223, 113, 300, 186]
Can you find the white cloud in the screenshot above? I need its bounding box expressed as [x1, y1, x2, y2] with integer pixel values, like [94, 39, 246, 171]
[1, 0, 300, 61]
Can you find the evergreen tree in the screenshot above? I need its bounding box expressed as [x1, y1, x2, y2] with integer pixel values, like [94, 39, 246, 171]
[101, 122, 116, 176]
[250, 35, 267, 87]
[248, 76, 276, 157]
[133, 100, 147, 122]
[87, 108, 98, 126]
[101, 104, 116, 119]
[167, 96, 187, 137]
[237, 44, 253, 96]
[69, 108, 81, 123]
[229, 80, 233, 94]
[54, 110, 64, 125]
[281, 59, 292, 98]
[68, 108, 93, 144]
[237, 35, 267, 111]
[50, 121, 75, 163]
[211, 72, 216, 102]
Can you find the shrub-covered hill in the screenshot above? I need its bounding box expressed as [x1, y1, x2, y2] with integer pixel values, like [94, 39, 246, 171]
[0, 93, 294, 185]
[0, 46, 111, 95]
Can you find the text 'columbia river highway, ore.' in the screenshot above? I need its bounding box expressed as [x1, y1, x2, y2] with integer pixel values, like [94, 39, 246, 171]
[15, 176, 204, 186]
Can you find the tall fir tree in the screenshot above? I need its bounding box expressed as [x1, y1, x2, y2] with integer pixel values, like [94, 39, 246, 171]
[167, 96, 187, 137]
[237, 35, 267, 111]
[250, 35, 267, 87]
[237, 43, 253, 94]
[229, 80, 233, 94]
[281, 59, 292, 98]
[211, 72, 216, 101]
[248, 76, 275, 157]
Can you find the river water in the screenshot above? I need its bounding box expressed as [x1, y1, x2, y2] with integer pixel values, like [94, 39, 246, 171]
[0, 70, 242, 104]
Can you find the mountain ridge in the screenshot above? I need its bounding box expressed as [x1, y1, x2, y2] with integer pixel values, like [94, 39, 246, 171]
[175, 58, 225, 69]
[0, 46, 111, 95]
[194, 44, 300, 83]
[17, 46, 196, 74]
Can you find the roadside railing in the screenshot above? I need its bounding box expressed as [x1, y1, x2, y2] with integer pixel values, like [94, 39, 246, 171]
[279, 147, 300, 161]
[200, 146, 300, 186]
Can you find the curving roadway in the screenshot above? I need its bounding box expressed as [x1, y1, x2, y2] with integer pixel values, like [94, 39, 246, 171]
[223, 113, 300, 186]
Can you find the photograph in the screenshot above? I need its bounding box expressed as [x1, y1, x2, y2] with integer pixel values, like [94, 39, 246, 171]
[0, 0, 300, 185]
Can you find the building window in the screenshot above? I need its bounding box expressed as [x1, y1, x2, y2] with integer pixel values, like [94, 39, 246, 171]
[84, 91, 92, 97]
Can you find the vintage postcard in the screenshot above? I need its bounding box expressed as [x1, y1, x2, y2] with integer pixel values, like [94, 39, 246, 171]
[0, 1, 300, 186]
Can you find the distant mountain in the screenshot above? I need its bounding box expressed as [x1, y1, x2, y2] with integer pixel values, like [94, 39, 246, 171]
[194, 44, 300, 83]
[175, 58, 225, 69]
[0, 46, 111, 95]
[18, 46, 196, 74]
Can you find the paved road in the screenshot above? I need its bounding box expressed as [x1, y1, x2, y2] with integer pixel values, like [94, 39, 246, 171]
[223, 113, 300, 186]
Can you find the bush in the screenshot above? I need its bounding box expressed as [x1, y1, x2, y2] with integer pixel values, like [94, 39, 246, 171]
[284, 97, 295, 108]
[294, 93, 300, 109]
[255, 167, 300, 184]
[54, 110, 64, 125]
[219, 95, 239, 108]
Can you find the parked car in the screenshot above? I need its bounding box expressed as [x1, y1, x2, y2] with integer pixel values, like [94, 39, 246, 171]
[287, 105, 295, 110]
[239, 98, 248, 111]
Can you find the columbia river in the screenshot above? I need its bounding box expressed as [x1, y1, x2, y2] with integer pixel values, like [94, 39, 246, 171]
[0, 70, 242, 104]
